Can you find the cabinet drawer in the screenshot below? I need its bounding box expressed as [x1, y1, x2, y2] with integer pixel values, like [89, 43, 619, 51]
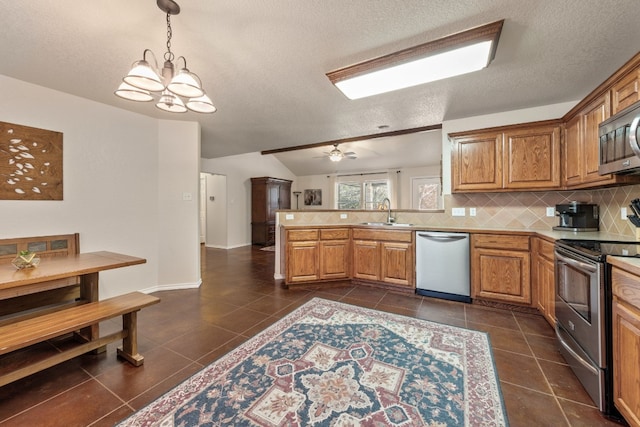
[287, 229, 319, 241]
[473, 234, 529, 251]
[352, 228, 412, 243]
[320, 228, 349, 240]
[536, 238, 555, 261]
[612, 267, 640, 309]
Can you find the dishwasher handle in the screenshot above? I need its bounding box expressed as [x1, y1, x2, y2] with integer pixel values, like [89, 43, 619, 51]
[417, 233, 468, 242]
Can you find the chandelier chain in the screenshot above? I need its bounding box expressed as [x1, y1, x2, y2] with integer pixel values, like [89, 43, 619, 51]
[164, 13, 174, 62]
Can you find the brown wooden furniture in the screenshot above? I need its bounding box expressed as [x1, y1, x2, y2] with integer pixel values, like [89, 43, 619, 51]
[286, 227, 351, 283]
[450, 121, 561, 192]
[351, 228, 414, 288]
[561, 53, 640, 189]
[251, 177, 292, 246]
[0, 239, 157, 387]
[610, 259, 640, 427]
[533, 236, 556, 326]
[0, 233, 80, 317]
[471, 233, 532, 306]
[0, 291, 159, 387]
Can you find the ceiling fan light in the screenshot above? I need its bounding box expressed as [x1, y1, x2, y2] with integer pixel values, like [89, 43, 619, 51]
[123, 59, 165, 92]
[114, 82, 154, 102]
[167, 68, 205, 98]
[186, 94, 217, 114]
[156, 91, 187, 113]
[329, 148, 344, 162]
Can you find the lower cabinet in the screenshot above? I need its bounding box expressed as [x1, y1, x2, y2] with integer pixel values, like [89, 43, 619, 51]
[286, 228, 350, 284]
[352, 229, 414, 288]
[611, 265, 640, 427]
[471, 233, 532, 305]
[533, 237, 556, 326]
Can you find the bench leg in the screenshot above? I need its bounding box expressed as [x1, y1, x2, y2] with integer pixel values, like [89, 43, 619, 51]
[116, 311, 145, 366]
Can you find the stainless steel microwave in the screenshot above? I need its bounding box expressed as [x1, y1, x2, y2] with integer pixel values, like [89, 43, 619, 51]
[598, 101, 640, 175]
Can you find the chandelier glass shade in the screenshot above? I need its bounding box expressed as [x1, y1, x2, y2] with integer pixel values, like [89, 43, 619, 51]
[114, 1, 216, 114]
[328, 147, 344, 162]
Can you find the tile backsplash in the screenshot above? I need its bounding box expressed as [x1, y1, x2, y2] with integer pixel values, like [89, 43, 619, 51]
[279, 184, 640, 239]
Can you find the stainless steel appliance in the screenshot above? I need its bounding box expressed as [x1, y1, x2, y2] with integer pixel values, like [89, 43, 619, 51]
[553, 202, 599, 232]
[599, 100, 640, 175]
[416, 231, 470, 303]
[554, 239, 640, 418]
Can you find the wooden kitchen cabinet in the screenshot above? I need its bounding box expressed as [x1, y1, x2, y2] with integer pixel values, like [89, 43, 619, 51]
[319, 229, 350, 280]
[611, 67, 640, 115]
[533, 237, 556, 327]
[611, 264, 640, 427]
[251, 177, 292, 246]
[286, 228, 350, 284]
[451, 131, 503, 191]
[471, 234, 532, 305]
[450, 121, 561, 192]
[352, 228, 414, 288]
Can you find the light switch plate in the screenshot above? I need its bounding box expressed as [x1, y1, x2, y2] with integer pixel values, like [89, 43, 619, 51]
[340, 213, 348, 219]
[285, 213, 294, 220]
[182, 192, 192, 201]
[469, 207, 477, 217]
[546, 207, 555, 217]
[452, 207, 465, 217]
[621, 207, 628, 219]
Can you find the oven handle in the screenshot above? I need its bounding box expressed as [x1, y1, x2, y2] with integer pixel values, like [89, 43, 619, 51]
[555, 250, 598, 273]
[556, 328, 600, 376]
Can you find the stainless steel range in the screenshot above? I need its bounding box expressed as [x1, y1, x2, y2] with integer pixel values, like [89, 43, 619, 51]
[554, 239, 640, 418]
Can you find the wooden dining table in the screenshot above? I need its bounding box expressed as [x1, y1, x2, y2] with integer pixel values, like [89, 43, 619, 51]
[0, 251, 146, 342]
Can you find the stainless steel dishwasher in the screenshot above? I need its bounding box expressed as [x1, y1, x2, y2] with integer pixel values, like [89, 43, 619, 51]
[415, 231, 471, 303]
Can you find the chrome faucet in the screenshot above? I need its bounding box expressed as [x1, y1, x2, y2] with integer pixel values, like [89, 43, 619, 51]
[382, 198, 394, 223]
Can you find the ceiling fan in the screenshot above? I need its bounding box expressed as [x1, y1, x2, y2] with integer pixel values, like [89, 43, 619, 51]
[322, 144, 357, 162]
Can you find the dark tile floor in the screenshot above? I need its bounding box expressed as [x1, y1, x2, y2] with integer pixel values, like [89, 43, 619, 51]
[0, 245, 625, 426]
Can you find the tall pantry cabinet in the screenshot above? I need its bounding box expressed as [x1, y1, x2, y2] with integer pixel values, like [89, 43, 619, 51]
[251, 177, 292, 246]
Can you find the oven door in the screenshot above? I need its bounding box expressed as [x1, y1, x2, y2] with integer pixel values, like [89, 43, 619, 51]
[554, 247, 605, 366]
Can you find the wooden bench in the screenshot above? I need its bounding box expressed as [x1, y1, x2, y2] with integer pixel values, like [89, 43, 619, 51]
[0, 291, 160, 387]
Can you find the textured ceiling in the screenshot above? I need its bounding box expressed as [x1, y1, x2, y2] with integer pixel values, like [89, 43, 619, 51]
[1, 1, 639, 161]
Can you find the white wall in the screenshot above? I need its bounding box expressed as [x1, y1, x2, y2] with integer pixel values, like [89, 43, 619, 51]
[157, 120, 201, 289]
[0, 75, 201, 297]
[201, 152, 296, 248]
[441, 101, 578, 194]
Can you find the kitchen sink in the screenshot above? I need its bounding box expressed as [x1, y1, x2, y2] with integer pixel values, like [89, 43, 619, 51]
[360, 222, 413, 227]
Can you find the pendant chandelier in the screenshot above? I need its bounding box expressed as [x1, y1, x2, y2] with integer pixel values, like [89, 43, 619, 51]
[115, 0, 216, 114]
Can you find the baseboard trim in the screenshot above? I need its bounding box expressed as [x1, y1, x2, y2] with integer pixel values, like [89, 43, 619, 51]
[139, 279, 202, 294]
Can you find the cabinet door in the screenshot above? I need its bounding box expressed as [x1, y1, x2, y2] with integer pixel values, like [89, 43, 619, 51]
[380, 242, 414, 287]
[472, 247, 531, 305]
[612, 69, 640, 115]
[613, 299, 640, 427]
[267, 183, 280, 221]
[279, 182, 291, 209]
[563, 115, 582, 186]
[451, 132, 503, 191]
[287, 241, 319, 283]
[320, 240, 350, 280]
[352, 240, 380, 281]
[536, 255, 556, 327]
[582, 94, 612, 184]
[503, 125, 561, 189]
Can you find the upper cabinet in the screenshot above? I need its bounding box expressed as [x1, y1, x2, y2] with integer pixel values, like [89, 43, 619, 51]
[451, 121, 561, 193]
[611, 67, 640, 115]
[562, 54, 640, 189]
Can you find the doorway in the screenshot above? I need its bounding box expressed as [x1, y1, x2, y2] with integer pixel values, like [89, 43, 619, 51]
[200, 173, 228, 248]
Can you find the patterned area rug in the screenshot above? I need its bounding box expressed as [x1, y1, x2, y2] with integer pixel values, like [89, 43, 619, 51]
[118, 298, 507, 426]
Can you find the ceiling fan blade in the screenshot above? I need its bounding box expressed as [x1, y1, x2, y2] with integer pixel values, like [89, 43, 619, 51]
[343, 151, 356, 156]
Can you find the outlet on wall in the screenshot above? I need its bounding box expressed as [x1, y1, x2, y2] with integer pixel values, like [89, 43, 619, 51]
[340, 213, 348, 219]
[285, 214, 294, 220]
[546, 207, 555, 217]
[621, 207, 628, 220]
[469, 207, 477, 217]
